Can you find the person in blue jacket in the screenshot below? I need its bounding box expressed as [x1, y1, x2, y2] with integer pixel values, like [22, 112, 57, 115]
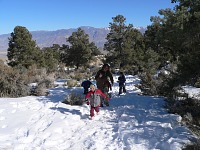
[118, 71, 126, 95]
[81, 79, 92, 94]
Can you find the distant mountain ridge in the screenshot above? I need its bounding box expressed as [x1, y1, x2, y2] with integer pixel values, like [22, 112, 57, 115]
[0, 26, 146, 51]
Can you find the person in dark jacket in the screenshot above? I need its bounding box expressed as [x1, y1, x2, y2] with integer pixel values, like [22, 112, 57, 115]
[95, 63, 114, 106]
[118, 71, 126, 95]
[85, 84, 110, 120]
[81, 79, 92, 94]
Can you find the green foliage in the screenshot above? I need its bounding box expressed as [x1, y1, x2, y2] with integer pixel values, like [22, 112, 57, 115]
[144, 0, 200, 87]
[7, 26, 42, 69]
[63, 28, 97, 69]
[160, 6, 200, 141]
[104, 15, 145, 69]
[138, 72, 158, 96]
[142, 48, 160, 75]
[140, 0, 200, 103]
[41, 46, 60, 71]
[90, 42, 102, 56]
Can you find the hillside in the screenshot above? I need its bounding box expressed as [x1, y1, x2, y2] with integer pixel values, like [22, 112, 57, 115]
[0, 26, 146, 52]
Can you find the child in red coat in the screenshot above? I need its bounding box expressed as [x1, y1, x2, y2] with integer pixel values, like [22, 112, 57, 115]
[85, 84, 110, 120]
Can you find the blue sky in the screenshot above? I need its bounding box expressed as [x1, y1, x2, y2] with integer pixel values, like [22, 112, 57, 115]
[0, 0, 176, 35]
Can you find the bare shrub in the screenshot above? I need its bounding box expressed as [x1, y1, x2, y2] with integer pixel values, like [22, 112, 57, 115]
[73, 72, 83, 81]
[195, 77, 200, 88]
[67, 79, 78, 87]
[62, 92, 84, 105]
[0, 63, 29, 97]
[55, 63, 67, 79]
[35, 82, 49, 96]
[182, 139, 200, 150]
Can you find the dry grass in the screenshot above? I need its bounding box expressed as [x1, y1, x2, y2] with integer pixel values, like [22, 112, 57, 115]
[0, 51, 7, 61]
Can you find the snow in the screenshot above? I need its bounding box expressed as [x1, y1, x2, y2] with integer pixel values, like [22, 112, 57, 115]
[183, 86, 200, 99]
[0, 75, 197, 150]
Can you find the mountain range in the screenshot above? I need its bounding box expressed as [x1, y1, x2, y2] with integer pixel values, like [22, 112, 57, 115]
[0, 26, 146, 52]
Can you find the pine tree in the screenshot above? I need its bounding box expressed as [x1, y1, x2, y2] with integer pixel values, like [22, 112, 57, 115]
[7, 26, 41, 69]
[104, 15, 145, 69]
[65, 28, 95, 69]
[41, 47, 59, 71]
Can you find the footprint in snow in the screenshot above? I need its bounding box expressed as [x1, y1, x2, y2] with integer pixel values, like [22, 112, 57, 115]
[1, 124, 7, 128]
[35, 120, 53, 132]
[15, 127, 29, 139]
[11, 109, 16, 113]
[27, 113, 44, 124]
[0, 116, 5, 121]
[0, 109, 5, 113]
[60, 115, 66, 120]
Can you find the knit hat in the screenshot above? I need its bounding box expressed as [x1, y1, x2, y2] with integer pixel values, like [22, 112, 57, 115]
[90, 84, 96, 89]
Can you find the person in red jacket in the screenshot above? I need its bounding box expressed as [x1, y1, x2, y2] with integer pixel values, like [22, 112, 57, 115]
[85, 84, 110, 120]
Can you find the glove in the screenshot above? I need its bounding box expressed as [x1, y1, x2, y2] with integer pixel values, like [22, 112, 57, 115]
[99, 73, 103, 78]
[85, 99, 89, 105]
[106, 97, 110, 101]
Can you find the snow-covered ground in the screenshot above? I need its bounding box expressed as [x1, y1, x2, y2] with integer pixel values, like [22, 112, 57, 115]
[0, 75, 197, 150]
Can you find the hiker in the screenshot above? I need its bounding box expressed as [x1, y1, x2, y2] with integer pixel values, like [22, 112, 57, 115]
[81, 79, 92, 94]
[105, 80, 112, 91]
[95, 63, 114, 106]
[85, 84, 110, 120]
[118, 71, 126, 95]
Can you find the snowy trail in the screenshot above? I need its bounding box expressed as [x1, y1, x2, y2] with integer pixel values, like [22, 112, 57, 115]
[0, 75, 196, 150]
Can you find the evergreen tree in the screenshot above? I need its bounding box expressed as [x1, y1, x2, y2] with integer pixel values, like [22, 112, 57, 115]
[90, 42, 102, 56]
[41, 46, 59, 71]
[158, 0, 200, 85]
[126, 28, 145, 70]
[104, 15, 145, 69]
[65, 28, 95, 69]
[59, 44, 69, 64]
[7, 26, 42, 69]
[141, 0, 200, 96]
[174, 0, 200, 84]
